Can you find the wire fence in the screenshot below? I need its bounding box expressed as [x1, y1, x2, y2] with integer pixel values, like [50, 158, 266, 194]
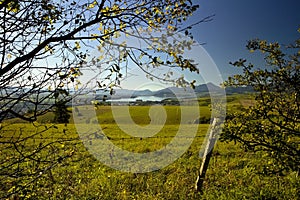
[0, 128, 206, 141]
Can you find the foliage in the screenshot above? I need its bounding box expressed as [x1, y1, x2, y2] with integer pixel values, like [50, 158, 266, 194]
[0, 0, 208, 122]
[0, 124, 79, 199]
[221, 32, 300, 174]
[53, 100, 71, 124]
[52, 88, 71, 124]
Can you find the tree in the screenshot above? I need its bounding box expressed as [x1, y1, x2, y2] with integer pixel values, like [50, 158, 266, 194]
[0, 0, 211, 198]
[221, 31, 300, 175]
[0, 0, 210, 122]
[53, 100, 71, 124]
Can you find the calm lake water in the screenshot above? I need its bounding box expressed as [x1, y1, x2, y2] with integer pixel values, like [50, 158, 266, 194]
[108, 96, 167, 102]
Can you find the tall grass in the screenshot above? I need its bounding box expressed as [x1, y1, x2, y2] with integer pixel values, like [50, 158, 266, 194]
[0, 95, 299, 199]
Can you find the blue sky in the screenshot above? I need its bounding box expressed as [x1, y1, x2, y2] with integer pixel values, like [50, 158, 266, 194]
[78, 0, 300, 90]
[188, 0, 300, 80]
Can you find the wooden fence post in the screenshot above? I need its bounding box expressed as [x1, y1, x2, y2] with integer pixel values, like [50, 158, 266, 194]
[195, 117, 221, 192]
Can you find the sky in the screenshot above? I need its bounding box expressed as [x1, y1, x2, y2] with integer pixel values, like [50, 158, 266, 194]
[188, 0, 300, 82]
[78, 0, 300, 91]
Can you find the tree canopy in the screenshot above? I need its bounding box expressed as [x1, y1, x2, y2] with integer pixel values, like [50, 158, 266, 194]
[222, 31, 300, 174]
[0, 0, 209, 123]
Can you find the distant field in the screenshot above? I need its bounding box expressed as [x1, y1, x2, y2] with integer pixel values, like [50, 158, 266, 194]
[0, 94, 299, 199]
[3, 94, 253, 125]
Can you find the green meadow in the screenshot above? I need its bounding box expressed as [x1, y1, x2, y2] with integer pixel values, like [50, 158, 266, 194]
[0, 95, 299, 199]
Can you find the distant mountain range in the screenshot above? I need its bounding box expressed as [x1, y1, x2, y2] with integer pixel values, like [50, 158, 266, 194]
[96, 83, 254, 100]
[2, 83, 254, 100]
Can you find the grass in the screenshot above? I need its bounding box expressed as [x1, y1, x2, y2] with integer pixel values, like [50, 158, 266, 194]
[0, 94, 299, 199]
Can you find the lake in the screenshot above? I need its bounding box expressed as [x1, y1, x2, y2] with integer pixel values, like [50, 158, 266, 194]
[108, 96, 167, 102]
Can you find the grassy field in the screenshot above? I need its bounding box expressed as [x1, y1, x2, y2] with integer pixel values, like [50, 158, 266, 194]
[0, 95, 299, 199]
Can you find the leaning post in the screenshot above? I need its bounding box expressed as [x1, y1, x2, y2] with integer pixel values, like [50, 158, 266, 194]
[195, 117, 221, 192]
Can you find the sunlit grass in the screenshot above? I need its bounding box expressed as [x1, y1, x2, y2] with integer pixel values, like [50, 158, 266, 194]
[0, 95, 299, 199]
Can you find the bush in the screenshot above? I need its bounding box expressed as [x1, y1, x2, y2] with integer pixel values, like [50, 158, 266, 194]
[194, 116, 211, 124]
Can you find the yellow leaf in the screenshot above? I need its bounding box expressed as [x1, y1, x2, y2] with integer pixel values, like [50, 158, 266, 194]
[119, 23, 126, 30]
[9, 7, 19, 13]
[91, 33, 99, 40]
[112, 4, 119, 11]
[148, 20, 154, 27]
[98, 55, 104, 60]
[45, 45, 50, 51]
[152, 37, 159, 42]
[98, 23, 103, 31]
[120, 41, 127, 47]
[87, 4, 94, 9]
[167, 25, 174, 30]
[6, 1, 20, 13]
[104, 29, 110, 35]
[113, 31, 121, 38]
[138, 54, 144, 60]
[87, 0, 97, 9]
[75, 41, 81, 49]
[102, 6, 109, 12]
